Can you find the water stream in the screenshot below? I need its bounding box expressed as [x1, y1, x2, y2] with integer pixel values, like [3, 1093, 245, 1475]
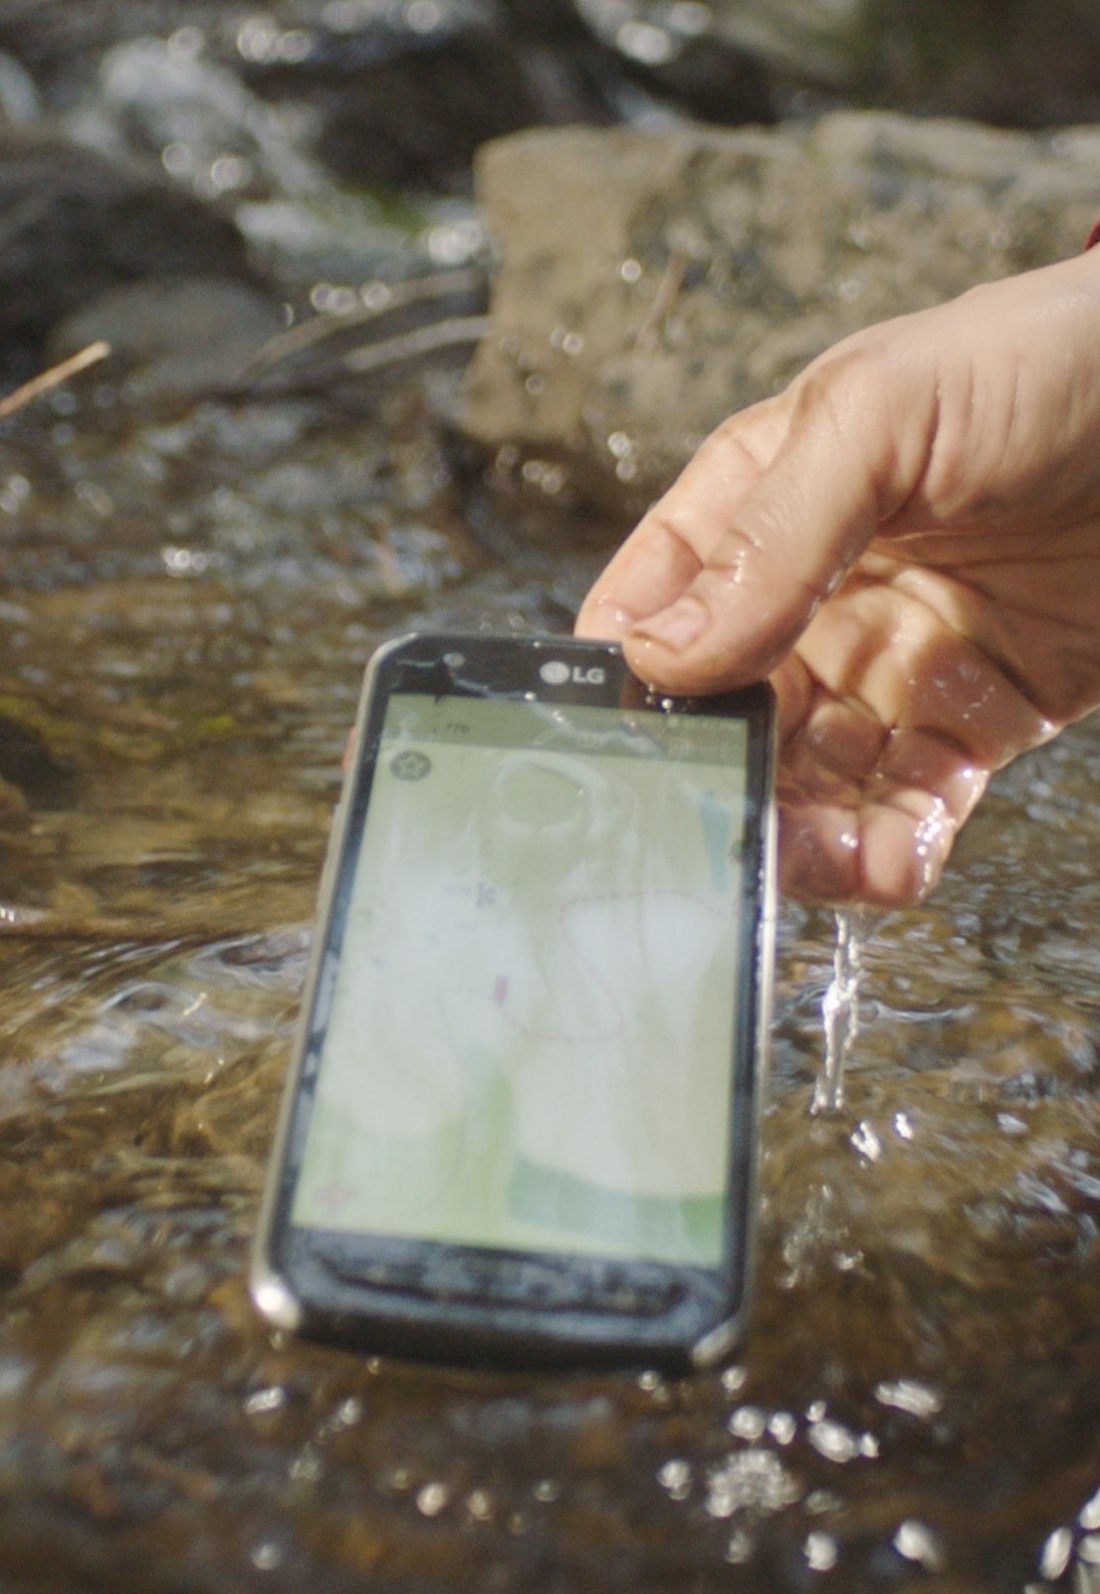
[2, 11, 1100, 1590]
[3, 358, 1100, 1592]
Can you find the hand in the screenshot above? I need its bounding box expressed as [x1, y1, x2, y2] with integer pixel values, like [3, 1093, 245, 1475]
[576, 249, 1100, 904]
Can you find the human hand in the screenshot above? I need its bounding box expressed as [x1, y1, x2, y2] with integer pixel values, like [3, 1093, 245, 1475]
[575, 249, 1100, 904]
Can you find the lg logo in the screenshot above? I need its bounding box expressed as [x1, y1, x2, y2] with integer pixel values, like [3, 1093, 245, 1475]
[539, 661, 606, 686]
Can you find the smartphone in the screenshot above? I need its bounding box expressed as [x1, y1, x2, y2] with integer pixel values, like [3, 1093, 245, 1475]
[251, 632, 776, 1371]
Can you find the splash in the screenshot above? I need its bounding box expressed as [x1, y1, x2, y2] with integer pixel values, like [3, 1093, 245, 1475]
[812, 910, 866, 1114]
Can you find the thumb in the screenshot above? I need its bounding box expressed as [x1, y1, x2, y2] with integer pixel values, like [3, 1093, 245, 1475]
[622, 352, 929, 693]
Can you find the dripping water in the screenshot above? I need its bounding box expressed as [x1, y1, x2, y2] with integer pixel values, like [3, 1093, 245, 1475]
[812, 909, 867, 1114]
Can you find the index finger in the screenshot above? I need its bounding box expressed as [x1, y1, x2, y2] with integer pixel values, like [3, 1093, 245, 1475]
[575, 401, 786, 641]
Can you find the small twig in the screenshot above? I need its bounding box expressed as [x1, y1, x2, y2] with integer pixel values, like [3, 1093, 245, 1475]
[342, 314, 491, 375]
[0, 341, 111, 421]
[635, 250, 688, 352]
[240, 268, 485, 379]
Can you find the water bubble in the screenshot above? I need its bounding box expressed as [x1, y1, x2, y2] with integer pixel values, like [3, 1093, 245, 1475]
[669, 2, 712, 37]
[250, 1540, 284, 1572]
[805, 1531, 838, 1572]
[874, 1379, 942, 1419]
[406, 0, 443, 32]
[607, 431, 635, 459]
[620, 258, 643, 285]
[168, 26, 205, 57]
[1040, 1526, 1074, 1580]
[162, 546, 210, 578]
[892, 1112, 915, 1141]
[562, 331, 585, 357]
[728, 1406, 767, 1441]
[725, 1530, 753, 1564]
[237, 17, 281, 63]
[615, 458, 638, 482]
[767, 1412, 797, 1445]
[210, 154, 254, 192]
[0, 475, 31, 515]
[244, 1386, 287, 1416]
[523, 374, 546, 398]
[893, 1520, 945, 1572]
[278, 28, 313, 62]
[466, 1487, 494, 1520]
[657, 1458, 691, 1501]
[705, 1450, 802, 1517]
[161, 141, 196, 178]
[532, 1478, 561, 1504]
[849, 1120, 881, 1163]
[416, 1481, 450, 1517]
[808, 1420, 860, 1464]
[721, 1365, 748, 1395]
[616, 20, 678, 65]
[1080, 1486, 1100, 1530]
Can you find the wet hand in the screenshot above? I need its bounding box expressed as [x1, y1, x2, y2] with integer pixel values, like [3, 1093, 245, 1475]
[576, 250, 1100, 904]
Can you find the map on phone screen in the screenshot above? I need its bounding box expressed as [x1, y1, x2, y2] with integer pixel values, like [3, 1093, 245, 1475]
[292, 695, 749, 1267]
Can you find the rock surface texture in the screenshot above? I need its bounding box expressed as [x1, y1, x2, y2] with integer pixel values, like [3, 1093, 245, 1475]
[461, 114, 1100, 514]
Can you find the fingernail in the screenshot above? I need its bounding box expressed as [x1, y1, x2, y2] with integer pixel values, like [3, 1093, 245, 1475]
[634, 595, 710, 652]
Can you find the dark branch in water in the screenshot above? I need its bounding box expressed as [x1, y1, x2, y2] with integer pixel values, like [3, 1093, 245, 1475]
[341, 314, 492, 375]
[240, 268, 486, 379]
[0, 341, 111, 421]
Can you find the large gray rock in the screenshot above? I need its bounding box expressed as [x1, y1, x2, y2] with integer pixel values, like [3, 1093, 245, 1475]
[460, 114, 1100, 515]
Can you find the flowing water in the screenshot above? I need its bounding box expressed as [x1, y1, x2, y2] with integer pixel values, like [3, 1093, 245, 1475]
[2, 12, 1100, 1585]
[4, 356, 1100, 1594]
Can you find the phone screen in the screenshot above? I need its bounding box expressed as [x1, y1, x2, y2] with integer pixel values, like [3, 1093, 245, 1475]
[290, 691, 753, 1270]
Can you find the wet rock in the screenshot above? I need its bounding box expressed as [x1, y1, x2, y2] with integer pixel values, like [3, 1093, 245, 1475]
[48, 278, 285, 401]
[82, 36, 320, 204]
[460, 114, 1100, 515]
[0, 48, 39, 121]
[234, 1, 555, 193]
[0, 128, 255, 371]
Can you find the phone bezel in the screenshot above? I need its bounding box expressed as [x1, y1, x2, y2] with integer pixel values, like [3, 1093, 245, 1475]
[251, 631, 776, 1371]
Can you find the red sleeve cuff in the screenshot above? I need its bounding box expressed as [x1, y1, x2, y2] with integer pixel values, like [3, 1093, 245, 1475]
[1088, 220, 1100, 249]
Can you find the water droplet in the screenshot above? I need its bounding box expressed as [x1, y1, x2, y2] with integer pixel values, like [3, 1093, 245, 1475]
[705, 1450, 802, 1517]
[728, 1406, 767, 1441]
[874, 1379, 942, 1418]
[607, 431, 635, 459]
[805, 1531, 838, 1572]
[406, 0, 443, 33]
[416, 1481, 450, 1517]
[657, 1458, 692, 1500]
[813, 910, 867, 1114]
[466, 1487, 494, 1521]
[616, 19, 678, 65]
[767, 1412, 797, 1445]
[893, 1520, 945, 1572]
[850, 1120, 881, 1163]
[1040, 1526, 1073, 1580]
[244, 1386, 287, 1416]
[250, 1541, 284, 1572]
[1080, 1485, 1100, 1530]
[725, 1529, 753, 1564]
[808, 1420, 860, 1464]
